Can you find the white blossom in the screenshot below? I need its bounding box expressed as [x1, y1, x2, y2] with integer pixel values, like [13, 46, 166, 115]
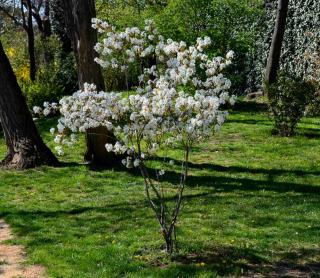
[53, 19, 236, 170]
[55, 146, 64, 156]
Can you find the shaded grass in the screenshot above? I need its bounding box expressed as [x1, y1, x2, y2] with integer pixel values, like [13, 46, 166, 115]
[0, 106, 320, 277]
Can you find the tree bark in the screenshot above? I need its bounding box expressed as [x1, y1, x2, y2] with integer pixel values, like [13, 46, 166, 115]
[0, 1, 37, 80]
[21, 0, 36, 81]
[31, 0, 52, 64]
[62, 0, 119, 166]
[0, 40, 58, 169]
[51, 0, 73, 55]
[265, 0, 289, 85]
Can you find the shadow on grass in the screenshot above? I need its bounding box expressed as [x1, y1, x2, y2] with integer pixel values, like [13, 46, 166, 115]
[2, 201, 320, 277]
[227, 117, 272, 126]
[186, 160, 320, 177]
[231, 101, 268, 113]
[0, 164, 319, 276]
[296, 127, 320, 139]
[0, 192, 210, 235]
[143, 157, 320, 194]
[168, 246, 320, 277]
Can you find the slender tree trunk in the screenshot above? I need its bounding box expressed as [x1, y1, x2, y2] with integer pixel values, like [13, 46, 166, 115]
[20, 0, 36, 81]
[29, 0, 52, 65]
[265, 0, 289, 85]
[62, 0, 119, 166]
[43, 0, 52, 39]
[41, 0, 53, 65]
[0, 41, 58, 169]
[25, 0, 36, 81]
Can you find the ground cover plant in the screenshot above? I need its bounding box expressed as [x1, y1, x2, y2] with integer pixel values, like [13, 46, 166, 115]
[0, 103, 320, 277]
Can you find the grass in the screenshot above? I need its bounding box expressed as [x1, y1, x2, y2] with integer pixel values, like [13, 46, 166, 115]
[0, 102, 320, 277]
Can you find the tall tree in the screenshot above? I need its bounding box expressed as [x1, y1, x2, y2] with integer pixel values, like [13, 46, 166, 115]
[29, 0, 52, 64]
[0, 0, 53, 77]
[0, 40, 58, 169]
[0, 0, 37, 81]
[51, 0, 73, 54]
[22, 0, 36, 81]
[62, 0, 118, 166]
[265, 0, 289, 85]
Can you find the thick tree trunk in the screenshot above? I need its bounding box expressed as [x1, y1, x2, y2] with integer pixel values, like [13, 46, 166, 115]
[265, 0, 289, 85]
[63, 0, 119, 166]
[51, 0, 73, 55]
[0, 41, 58, 169]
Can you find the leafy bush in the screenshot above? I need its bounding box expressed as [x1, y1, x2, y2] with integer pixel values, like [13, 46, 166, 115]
[305, 92, 320, 116]
[304, 45, 320, 116]
[21, 53, 77, 108]
[267, 73, 315, 136]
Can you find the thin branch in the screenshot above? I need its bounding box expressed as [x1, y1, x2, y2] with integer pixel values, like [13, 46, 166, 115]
[0, 5, 22, 27]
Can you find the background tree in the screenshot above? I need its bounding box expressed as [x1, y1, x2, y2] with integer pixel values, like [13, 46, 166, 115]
[0, 40, 58, 168]
[250, 0, 320, 90]
[62, 0, 118, 166]
[265, 0, 289, 85]
[28, 0, 52, 64]
[51, 0, 73, 55]
[0, 0, 37, 80]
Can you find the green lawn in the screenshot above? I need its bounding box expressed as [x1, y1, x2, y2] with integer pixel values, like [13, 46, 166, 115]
[0, 103, 320, 277]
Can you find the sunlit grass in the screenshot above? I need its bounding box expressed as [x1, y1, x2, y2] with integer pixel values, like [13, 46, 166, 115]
[0, 104, 320, 277]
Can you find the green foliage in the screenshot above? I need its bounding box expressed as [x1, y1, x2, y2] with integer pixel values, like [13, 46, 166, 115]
[305, 93, 320, 117]
[266, 73, 315, 136]
[96, 0, 263, 93]
[251, 0, 320, 90]
[21, 53, 77, 108]
[0, 29, 77, 108]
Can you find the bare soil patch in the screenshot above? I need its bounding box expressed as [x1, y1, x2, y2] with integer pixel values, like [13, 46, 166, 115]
[0, 219, 45, 278]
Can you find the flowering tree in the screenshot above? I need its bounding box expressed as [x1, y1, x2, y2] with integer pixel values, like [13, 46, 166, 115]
[52, 19, 235, 253]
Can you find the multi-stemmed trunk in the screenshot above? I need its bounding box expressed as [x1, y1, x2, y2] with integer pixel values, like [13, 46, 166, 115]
[0, 41, 58, 169]
[139, 147, 189, 254]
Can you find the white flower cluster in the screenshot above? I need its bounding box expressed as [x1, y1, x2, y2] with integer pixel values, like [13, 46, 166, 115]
[55, 20, 236, 164]
[32, 102, 59, 117]
[92, 18, 161, 70]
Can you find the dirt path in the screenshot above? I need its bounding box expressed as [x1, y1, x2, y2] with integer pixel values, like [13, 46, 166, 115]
[0, 219, 45, 278]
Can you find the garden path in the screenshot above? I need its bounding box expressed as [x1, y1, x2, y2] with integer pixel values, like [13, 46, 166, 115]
[0, 219, 45, 278]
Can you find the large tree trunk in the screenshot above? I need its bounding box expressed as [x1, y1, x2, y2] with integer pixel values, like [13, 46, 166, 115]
[0, 41, 58, 169]
[62, 0, 118, 166]
[51, 0, 73, 55]
[265, 0, 289, 85]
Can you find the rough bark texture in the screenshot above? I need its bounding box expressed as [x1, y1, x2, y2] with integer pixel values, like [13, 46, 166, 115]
[265, 0, 289, 85]
[51, 0, 73, 54]
[0, 41, 58, 169]
[62, 0, 119, 166]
